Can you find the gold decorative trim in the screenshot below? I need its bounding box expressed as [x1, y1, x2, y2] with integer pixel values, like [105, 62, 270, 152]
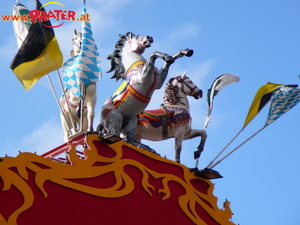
[0, 134, 234, 225]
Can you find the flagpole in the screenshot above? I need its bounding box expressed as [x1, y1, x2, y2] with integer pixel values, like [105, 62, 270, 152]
[206, 128, 244, 168]
[203, 80, 218, 129]
[46, 74, 71, 133]
[78, 85, 86, 133]
[194, 156, 200, 169]
[194, 84, 216, 168]
[56, 69, 77, 135]
[203, 107, 212, 130]
[209, 126, 265, 169]
[193, 74, 240, 169]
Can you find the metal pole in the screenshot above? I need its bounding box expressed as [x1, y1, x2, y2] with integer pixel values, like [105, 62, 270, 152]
[194, 157, 200, 169]
[206, 128, 244, 168]
[194, 78, 220, 169]
[209, 127, 265, 169]
[79, 85, 86, 132]
[46, 74, 71, 132]
[56, 69, 77, 135]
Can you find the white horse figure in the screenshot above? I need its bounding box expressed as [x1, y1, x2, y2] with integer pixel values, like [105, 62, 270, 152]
[60, 29, 97, 142]
[135, 72, 207, 163]
[99, 32, 193, 151]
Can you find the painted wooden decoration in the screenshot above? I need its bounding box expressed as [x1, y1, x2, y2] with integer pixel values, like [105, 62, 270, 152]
[0, 134, 234, 225]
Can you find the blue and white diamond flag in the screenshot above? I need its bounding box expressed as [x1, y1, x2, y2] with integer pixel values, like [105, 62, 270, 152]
[63, 1, 101, 97]
[265, 86, 300, 127]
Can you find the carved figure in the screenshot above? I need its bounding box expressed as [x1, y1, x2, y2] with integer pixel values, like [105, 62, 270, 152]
[60, 29, 98, 142]
[99, 32, 193, 151]
[135, 72, 207, 163]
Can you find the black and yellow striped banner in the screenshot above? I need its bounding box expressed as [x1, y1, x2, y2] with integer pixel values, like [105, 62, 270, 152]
[10, 0, 63, 90]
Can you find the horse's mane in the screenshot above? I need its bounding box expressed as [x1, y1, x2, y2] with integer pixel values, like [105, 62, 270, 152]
[107, 32, 133, 81]
[163, 77, 183, 105]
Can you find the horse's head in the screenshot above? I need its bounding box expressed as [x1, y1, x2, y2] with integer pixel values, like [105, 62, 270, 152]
[126, 32, 153, 54]
[107, 32, 154, 81]
[70, 29, 82, 57]
[167, 72, 203, 100]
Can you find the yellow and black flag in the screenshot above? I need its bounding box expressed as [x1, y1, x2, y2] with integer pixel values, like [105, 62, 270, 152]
[243, 82, 283, 128]
[10, 0, 63, 90]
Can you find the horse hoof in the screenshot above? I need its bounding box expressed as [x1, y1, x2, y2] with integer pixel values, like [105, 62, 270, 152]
[183, 49, 193, 57]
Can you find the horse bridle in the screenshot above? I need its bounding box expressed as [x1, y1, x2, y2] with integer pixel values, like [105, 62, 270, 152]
[175, 76, 197, 96]
[72, 36, 82, 53]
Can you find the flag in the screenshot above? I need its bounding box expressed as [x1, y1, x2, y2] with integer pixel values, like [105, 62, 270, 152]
[207, 83, 299, 169]
[243, 82, 283, 128]
[204, 74, 240, 129]
[63, 1, 101, 97]
[265, 86, 300, 127]
[12, 2, 32, 48]
[10, 0, 63, 90]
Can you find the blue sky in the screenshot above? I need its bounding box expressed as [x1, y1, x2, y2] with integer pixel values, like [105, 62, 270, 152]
[1, 0, 299, 224]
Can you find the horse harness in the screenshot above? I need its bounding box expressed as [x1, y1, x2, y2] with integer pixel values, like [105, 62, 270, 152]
[175, 75, 197, 96]
[60, 84, 95, 112]
[138, 105, 191, 140]
[102, 61, 158, 119]
[138, 76, 198, 139]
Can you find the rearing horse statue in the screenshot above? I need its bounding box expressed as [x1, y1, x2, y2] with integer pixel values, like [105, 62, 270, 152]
[99, 32, 193, 151]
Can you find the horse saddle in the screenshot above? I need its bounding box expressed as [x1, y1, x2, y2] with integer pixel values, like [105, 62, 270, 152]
[138, 105, 191, 139]
[138, 104, 175, 129]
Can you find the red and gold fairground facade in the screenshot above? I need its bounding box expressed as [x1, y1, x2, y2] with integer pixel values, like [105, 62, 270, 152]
[0, 134, 235, 225]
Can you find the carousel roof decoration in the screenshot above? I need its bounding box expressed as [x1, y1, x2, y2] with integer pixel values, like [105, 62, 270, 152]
[3, 0, 238, 224]
[0, 133, 235, 225]
[5, 0, 300, 225]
